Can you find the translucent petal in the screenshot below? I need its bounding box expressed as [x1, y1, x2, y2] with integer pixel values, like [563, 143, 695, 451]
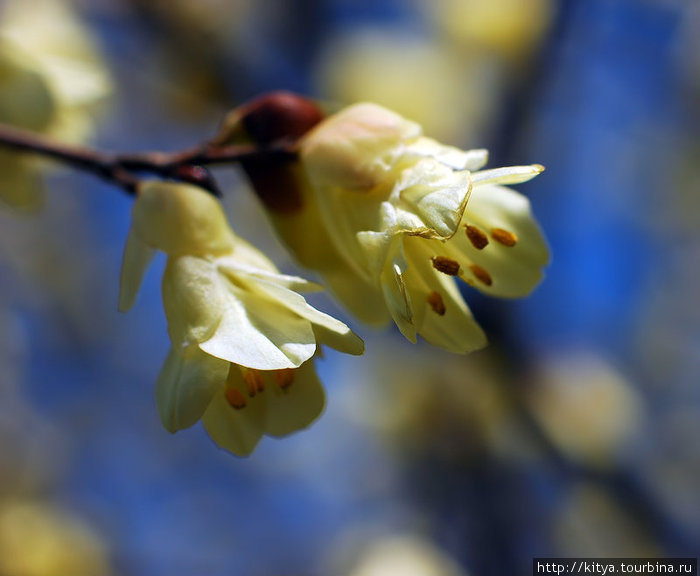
[323, 263, 390, 326]
[471, 164, 544, 186]
[199, 275, 316, 370]
[132, 181, 234, 256]
[217, 258, 322, 293]
[118, 228, 156, 312]
[401, 236, 487, 353]
[250, 275, 364, 356]
[379, 238, 417, 342]
[201, 367, 266, 456]
[393, 160, 472, 238]
[228, 233, 279, 273]
[264, 361, 326, 437]
[155, 346, 228, 433]
[301, 102, 421, 190]
[162, 256, 224, 347]
[405, 137, 488, 171]
[453, 184, 549, 298]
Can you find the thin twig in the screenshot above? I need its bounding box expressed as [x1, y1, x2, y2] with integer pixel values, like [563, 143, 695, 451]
[0, 122, 297, 196]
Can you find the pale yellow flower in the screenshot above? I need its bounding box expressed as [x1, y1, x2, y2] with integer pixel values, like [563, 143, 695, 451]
[287, 102, 548, 352]
[0, 499, 110, 576]
[0, 0, 111, 210]
[120, 181, 363, 456]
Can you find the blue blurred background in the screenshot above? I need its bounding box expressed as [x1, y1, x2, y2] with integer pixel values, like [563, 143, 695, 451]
[0, 0, 698, 574]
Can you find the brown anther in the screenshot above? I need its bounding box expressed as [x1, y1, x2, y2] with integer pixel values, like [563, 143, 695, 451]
[491, 228, 518, 247]
[431, 256, 461, 276]
[465, 224, 489, 250]
[427, 291, 446, 316]
[469, 264, 493, 286]
[242, 369, 264, 397]
[274, 369, 295, 390]
[225, 387, 247, 410]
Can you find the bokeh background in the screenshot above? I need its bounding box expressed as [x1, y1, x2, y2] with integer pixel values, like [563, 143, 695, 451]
[0, 0, 698, 574]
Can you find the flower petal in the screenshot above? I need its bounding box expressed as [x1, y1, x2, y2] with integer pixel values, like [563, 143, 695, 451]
[379, 238, 417, 343]
[249, 275, 365, 356]
[217, 257, 323, 293]
[471, 164, 544, 186]
[199, 274, 317, 370]
[162, 256, 225, 347]
[402, 236, 488, 353]
[132, 181, 234, 256]
[264, 361, 326, 437]
[118, 227, 156, 312]
[393, 159, 472, 238]
[155, 346, 229, 433]
[453, 184, 549, 298]
[201, 367, 266, 456]
[405, 137, 488, 171]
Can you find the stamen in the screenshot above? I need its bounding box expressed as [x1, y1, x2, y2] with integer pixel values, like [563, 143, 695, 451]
[431, 256, 460, 276]
[465, 224, 489, 250]
[469, 264, 493, 286]
[427, 291, 446, 315]
[491, 228, 518, 247]
[225, 387, 247, 410]
[242, 369, 264, 397]
[275, 369, 295, 390]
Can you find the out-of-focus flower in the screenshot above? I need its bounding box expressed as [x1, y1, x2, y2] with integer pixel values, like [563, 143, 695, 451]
[525, 352, 644, 469]
[0, 0, 111, 210]
[120, 181, 363, 456]
[313, 28, 497, 144]
[422, 0, 554, 67]
[552, 482, 658, 557]
[329, 533, 469, 576]
[0, 499, 110, 576]
[282, 102, 548, 353]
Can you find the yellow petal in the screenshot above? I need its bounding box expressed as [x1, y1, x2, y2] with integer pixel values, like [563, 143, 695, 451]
[264, 361, 326, 437]
[379, 238, 417, 343]
[0, 44, 56, 131]
[249, 275, 365, 356]
[162, 256, 224, 347]
[454, 184, 549, 298]
[198, 273, 317, 370]
[392, 159, 472, 238]
[301, 102, 421, 190]
[132, 181, 234, 256]
[201, 366, 266, 456]
[471, 164, 544, 186]
[405, 137, 488, 171]
[401, 236, 488, 353]
[118, 227, 156, 312]
[155, 346, 228, 433]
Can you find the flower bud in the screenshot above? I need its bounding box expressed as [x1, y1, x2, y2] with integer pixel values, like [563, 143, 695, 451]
[212, 91, 324, 147]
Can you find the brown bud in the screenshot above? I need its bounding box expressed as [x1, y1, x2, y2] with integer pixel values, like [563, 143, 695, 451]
[213, 91, 324, 147]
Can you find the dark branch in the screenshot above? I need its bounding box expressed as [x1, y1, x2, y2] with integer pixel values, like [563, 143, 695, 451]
[0, 122, 298, 196]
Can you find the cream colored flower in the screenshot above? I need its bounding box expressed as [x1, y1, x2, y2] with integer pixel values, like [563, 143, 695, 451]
[120, 181, 363, 456]
[0, 0, 111, 210]
[0, 499, 110, 576]
[289, 102, 548, 352]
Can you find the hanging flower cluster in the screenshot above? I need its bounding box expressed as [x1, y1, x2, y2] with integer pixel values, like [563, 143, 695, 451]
[120, 181, 363, 455]
[240, 99, 549, 354]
